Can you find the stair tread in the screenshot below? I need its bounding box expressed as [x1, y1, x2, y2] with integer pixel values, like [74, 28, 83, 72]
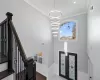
[0, 69, 14, 79]
[0, 53, 8, 64]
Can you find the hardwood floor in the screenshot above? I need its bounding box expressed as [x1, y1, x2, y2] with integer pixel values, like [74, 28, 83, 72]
[16, 72, 46, 80]
[0, 70, 46, 80]
[36, 72, 46, 80]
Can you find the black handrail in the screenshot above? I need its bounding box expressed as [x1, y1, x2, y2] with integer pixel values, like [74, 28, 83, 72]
[6, 12, 27, 63]
[0, 18, 7, 26]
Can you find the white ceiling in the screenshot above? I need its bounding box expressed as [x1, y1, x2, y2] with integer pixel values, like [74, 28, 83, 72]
[25, 0, 88, 18]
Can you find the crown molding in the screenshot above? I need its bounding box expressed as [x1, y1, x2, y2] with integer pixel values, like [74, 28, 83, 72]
[62, 12, 87, 20]
[24, 0, 48, 17]
[24, 0, 88, 20]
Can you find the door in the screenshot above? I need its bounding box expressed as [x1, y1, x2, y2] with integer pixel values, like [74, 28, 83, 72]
[59, 51, 66, 78]
[61, 54, 66, 76]
[68, 53, 77, 80]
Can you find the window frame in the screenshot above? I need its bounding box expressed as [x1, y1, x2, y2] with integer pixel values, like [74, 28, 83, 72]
[58, 20, 78, 42]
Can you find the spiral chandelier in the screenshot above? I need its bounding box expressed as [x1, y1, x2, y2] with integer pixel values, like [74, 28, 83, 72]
[49, 0, 62, 37]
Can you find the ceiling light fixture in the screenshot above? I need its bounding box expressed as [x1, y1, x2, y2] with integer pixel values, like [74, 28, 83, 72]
[51, 27, 59, 30]
[51, 22, 60, 26]
[49, 0, 62, 19]
[53, 35, 58, 37]
[49, 10, 62, 19]
[50, 0, 62, 37]
[73, 1, 76, 4]
[51, 24, 60, 27]
[51, 20, 60, 23]
[52, 32, 58, 34]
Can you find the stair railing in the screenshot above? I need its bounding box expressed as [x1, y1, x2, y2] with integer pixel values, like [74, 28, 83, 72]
[0, 12, 36, 80]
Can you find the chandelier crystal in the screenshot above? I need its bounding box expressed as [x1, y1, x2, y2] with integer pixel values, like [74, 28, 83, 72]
[49, 0, 62, 37]
[49, 10, 62, 19]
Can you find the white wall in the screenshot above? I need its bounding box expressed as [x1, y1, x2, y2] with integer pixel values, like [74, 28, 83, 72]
[9, 0, 52, 66]
[87, 0, 100, 80]
[54, 13, 88, 75]
[0, 0, 54, 67]
[48, 37, 54, 67]
[0, 0, 11, 22]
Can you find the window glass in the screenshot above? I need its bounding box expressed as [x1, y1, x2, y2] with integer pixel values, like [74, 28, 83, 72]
[59, 21, 76, 40]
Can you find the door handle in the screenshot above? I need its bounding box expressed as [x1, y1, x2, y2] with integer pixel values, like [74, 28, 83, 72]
[71, 66, 74, 69]
[61, 63, 64, 65]
[90, 77, 92, 78]
[89, 77, 92, 80]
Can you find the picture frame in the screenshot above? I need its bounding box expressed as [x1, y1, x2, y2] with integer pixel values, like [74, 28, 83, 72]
[58, 20, 78, 42]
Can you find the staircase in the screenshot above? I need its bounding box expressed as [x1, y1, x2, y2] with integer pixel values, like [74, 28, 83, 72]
[0, 12, 36, 80]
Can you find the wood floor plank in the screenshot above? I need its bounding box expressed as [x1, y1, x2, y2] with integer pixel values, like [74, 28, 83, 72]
[36, 72, 46, 80]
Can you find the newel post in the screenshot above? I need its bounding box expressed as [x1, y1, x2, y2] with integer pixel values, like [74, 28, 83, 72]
[6, 12, 13, 71]
[25, 58, 36, 80]
[6, 12, 13, 21]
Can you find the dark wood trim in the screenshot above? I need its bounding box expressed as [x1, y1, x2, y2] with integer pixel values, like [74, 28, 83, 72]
[0, 19, 7, 26]
[0, 22, 8, 64]
[0, 69, 14, 80]
[68, 52, 77, 80]
[9, 21, 27, 62]
[4, 12, 36, 80]
[1, 24, 5, 55]
[5, 12, 13, 71]
[33, 62, 36, 80]
[6, 12, 13, 20]
[26, 58, 35, 80]
[66, 55, 69, 79]
[0, 61, 8, 64]
[8, 19, 13, 71]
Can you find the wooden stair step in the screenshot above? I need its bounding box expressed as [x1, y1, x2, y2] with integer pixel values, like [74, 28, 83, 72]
[0, 69, 14, 80]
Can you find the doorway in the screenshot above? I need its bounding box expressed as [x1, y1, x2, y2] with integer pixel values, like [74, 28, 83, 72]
[59, 51, 77, 80]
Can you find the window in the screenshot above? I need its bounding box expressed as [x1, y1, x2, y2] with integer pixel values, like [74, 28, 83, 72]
[59, 21, 76, 41]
